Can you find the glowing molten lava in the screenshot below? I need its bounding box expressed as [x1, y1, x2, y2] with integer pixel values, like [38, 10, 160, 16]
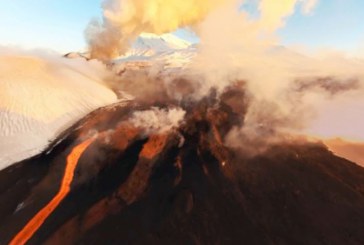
[10, 138, 95, 245]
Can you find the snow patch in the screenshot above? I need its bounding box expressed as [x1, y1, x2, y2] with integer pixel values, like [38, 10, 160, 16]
[0, 53, 118, 169]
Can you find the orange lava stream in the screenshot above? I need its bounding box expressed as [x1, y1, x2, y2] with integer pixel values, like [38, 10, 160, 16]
[10, 138, 94, 245]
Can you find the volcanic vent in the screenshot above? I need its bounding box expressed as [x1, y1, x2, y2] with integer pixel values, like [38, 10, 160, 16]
[1, 82, 364, 245]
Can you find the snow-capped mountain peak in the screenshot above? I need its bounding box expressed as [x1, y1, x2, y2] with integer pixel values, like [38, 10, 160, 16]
[123, 33, 192, 57]
[113, 33, 196, 70]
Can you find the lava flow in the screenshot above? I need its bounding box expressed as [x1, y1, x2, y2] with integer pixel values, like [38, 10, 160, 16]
[9, 138, 95, 245]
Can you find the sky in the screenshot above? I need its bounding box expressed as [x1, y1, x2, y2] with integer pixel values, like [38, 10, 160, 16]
[0, 0, 364, 53]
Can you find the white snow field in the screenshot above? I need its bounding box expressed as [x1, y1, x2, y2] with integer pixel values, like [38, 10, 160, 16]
[0, 53, 117, 169]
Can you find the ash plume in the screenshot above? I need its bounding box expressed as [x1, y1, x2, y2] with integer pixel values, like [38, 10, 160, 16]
[86, 0, 227, 61]
[86, 0, 318, 61]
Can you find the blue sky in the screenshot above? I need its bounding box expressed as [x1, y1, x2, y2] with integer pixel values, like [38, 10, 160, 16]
[1, 0, 363, 53]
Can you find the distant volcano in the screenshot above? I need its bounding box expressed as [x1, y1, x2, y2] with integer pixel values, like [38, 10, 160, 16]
[1, 84, 364, 245]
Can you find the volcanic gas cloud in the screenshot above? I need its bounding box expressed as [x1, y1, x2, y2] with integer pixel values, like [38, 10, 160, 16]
[86, 0, 364, 162]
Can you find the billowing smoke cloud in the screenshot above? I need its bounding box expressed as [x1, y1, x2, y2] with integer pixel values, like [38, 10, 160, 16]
[87, 0, 364, 160]
[86, 0, 227, 61]
[187, 0, 364, 156]
[188, 0, 320, 94]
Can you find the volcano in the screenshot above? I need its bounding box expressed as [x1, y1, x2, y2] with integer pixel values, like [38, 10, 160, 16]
[1, 84, 364, 245]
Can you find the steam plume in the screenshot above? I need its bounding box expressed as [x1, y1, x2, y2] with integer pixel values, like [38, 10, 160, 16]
[130, 107, 186, 134]
[188, 0, 364, 155]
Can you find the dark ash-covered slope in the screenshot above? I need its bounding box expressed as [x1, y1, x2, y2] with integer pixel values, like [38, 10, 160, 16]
[0, 86, 364, 245]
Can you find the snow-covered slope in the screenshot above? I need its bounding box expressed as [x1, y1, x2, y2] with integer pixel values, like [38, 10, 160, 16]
[0, 54, 118, 169]
[114, 33, 196, 70]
